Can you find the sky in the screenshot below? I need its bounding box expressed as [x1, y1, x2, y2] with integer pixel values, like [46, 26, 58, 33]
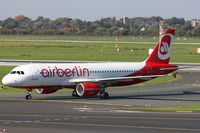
[0, 0, 199, 21]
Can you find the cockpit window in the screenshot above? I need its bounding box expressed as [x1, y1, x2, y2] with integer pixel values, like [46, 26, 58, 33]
[10, 71, 16, 74]
[10, 71, 25, 75]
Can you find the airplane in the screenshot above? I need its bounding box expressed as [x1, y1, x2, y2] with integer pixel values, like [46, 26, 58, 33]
[2, 29, 178, 100]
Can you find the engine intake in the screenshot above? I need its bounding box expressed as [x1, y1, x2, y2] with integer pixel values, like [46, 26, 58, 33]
[76, 83, 100, 97]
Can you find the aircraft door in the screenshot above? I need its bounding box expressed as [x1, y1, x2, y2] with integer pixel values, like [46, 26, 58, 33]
[31, 66, 43, 85]
[32, 70, 39, 80]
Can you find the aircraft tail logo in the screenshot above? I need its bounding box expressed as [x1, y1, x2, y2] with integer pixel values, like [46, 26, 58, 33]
[146, 29, 175, 64]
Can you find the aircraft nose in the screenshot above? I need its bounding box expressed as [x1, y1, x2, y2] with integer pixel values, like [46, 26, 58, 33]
[2, 75, 13, 86]
[2, 75, 9, 85]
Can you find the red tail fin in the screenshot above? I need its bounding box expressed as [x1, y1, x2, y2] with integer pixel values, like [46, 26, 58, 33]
[146, 29, 175, 64]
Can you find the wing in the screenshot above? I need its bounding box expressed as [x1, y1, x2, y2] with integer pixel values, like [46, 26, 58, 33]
[68, 74, 167, 83]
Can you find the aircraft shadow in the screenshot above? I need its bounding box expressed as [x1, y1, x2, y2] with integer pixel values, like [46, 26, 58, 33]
[109, 91, 200, 102]
[37, 91, 200, 102]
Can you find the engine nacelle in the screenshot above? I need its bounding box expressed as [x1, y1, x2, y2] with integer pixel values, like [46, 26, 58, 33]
[76, 83, 100, 97]
[36, 88, 58, 94]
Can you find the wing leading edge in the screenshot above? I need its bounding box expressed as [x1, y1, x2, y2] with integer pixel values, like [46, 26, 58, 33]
[68, 74, 168, 83]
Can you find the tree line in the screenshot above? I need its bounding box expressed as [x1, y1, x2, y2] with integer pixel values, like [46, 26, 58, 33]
[0, 15, 199, 37]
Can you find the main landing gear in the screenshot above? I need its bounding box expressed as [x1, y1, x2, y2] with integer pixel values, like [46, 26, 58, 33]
[72, 90, 80, 98]
[100, 92, 109, 99]
[99, 88, 109, 99]
[25, 89, 32, 100]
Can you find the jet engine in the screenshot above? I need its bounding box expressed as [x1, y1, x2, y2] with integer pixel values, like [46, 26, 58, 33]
[76, 83, 100, 97]
[36, 88, 58, 94]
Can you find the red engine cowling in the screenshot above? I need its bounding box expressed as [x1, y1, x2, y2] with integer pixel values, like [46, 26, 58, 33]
[36, 88, 58, 94]
[76, 83, 100, 97]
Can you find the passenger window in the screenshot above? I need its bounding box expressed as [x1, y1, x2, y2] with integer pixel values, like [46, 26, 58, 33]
[21, 71, 24, 75]
[17, 71, 20, 74]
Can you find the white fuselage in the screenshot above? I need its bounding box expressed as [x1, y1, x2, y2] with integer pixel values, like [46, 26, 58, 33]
[2, 62, 146, 88]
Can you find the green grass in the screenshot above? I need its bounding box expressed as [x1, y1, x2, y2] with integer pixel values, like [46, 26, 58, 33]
[0, 40, 200, 62]
[1, 35, 200, 43]
[0, 41, 153, 61]
[0, 35, 162, 42]
[127, 105, 200, 111]
[0, 35, 200, 62]
[0, 35, 158, 42]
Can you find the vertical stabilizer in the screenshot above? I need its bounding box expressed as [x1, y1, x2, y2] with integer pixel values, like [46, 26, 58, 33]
[146, 29, 175, 64]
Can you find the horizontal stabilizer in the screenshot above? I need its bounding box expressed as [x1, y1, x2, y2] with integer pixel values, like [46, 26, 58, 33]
[160, 67, 178, 71]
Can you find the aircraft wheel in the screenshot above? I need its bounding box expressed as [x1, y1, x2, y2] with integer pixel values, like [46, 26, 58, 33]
[25, 94, 32, 100]
[100, 92, 109, 99]
[72, 90, 80, 97]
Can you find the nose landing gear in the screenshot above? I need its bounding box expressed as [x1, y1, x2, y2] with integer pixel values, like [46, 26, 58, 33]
[26, 89, 32, 100]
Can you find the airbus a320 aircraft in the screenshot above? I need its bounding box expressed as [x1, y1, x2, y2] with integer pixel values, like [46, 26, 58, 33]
[2, 29, 178, 100]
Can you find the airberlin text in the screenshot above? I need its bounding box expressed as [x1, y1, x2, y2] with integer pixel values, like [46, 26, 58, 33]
[40, 66, 89, 78]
